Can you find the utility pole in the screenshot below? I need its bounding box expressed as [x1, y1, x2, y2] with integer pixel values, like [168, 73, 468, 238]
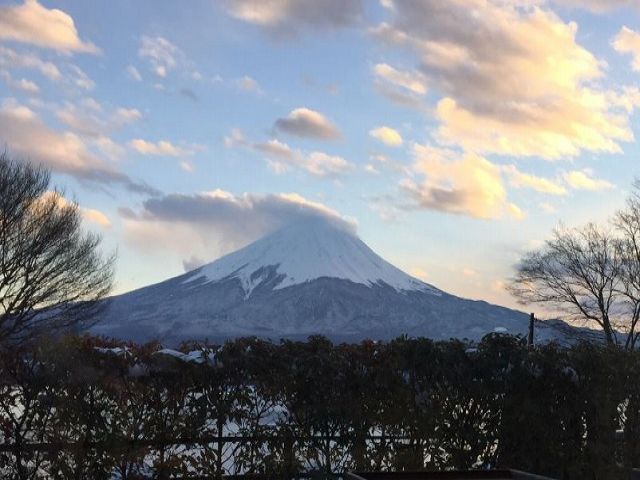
[527, 312, 535, 348]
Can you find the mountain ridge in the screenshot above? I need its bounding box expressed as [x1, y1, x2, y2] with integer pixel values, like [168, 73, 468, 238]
[90, 218, 589, 345]
[185, 218, 435, 295]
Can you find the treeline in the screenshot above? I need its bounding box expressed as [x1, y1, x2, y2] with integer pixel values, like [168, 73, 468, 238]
[0, 334, 639, 479]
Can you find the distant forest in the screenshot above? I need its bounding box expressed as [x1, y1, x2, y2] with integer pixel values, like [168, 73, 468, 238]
[0, 333, 638, 479]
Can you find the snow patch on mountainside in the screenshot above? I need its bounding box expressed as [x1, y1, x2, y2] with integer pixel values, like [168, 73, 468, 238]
[187, 218, 437, 295]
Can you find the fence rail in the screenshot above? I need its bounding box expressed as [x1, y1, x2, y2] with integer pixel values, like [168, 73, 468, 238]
[0, 435, 414, 452]
[0, 334, 639, 478]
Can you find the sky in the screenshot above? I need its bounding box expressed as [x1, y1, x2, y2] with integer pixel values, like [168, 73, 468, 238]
[1, 0, 640, 311]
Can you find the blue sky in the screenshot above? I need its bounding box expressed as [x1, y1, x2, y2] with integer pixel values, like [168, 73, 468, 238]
[1, 0, 640, 310]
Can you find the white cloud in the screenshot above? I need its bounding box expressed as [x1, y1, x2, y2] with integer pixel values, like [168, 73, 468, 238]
[81, 97, 102, 112]
[39, 191, 111, 228]
[563, 169, 614, 191]
[236, 75, 262, 93]
[113, 107, 142, 125]
[507, 203, 525, 220]
[539, 202, 558, 214]
[138, 36, 180, 78]
[1, 71, 39, 94]
[119, 190, 353, 263]
[0, 99, 155, 194]
[554, 0, 636, 12]
[82, 208, 111, 228]
[364, 164, 380, 175]
[491, 279, 506, 294]
[274, 107, 341, 140]
[223, 128, 247, 148]
[13, 77, 38, 93]
[373, 63, 427, 95]
[180, 161, 194, 173]
[129, 139, 193, 157]
[369, 194, 403, 222]
[263, 144, 351, 178]
[254, 138, 294, 158]
[409, 267, 429, 281]
[182, 256, 205, 272]
[613, 26, 640, 71]
[292, 151, 351, 178]
[2, 100, 97, 173]
[0, 0, 98, 53]
[369, 153, 411, 175]
[126, 65, 142, 81]
[462, 268, 477, 277]
[56, 105, 103, 137]
[372, 63, 428, 108]
[402, 144, 521, 220]
[369, 126, 403, 147]
[222, 0, 362, 36]
[373, 1, 637, 159]
[56, 102, 142, 138]
[502, 165, 567, 195]
[94, 136, 125, 161]
[69, 64, 94, 90]
[0, 45, 97, 93]
[226, 129, 352, 179]
[0, 45, 61, 80]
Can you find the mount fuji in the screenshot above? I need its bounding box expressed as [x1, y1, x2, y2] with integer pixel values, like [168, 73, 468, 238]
[91, 218, 579, 344]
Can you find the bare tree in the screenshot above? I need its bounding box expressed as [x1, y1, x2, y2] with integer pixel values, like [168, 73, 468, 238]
[509, 223, 623, 345]
[613, 180, 640, 349]
[0, 153, 114, 345]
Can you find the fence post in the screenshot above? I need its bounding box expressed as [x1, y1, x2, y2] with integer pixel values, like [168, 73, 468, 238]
[216, 416, 224, 479]
[528, 313, 535, 348]
[284, 433, 295, 477]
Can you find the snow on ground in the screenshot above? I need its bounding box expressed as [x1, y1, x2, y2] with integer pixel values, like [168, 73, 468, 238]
[153, 348, 217, 365]
[94, 347, 131, 357]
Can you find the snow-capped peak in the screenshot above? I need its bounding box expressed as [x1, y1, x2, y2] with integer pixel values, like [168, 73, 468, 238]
[188, 218, 435, 295]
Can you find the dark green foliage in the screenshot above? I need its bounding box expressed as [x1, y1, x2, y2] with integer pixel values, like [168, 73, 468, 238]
[0, 334, 637, 479]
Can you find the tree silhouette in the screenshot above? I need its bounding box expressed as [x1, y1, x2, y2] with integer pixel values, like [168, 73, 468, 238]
[0, 153, 114, 345]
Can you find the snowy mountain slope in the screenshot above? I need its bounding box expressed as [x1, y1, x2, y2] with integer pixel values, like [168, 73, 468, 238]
[187, 218, 434, 295]
[90, 218, 587, 345]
